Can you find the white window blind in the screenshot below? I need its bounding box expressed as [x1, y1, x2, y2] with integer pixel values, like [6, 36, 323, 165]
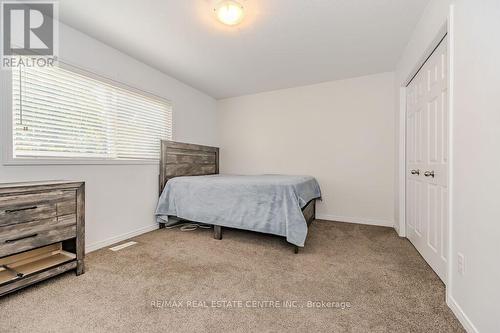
[12, 63, 172, 160]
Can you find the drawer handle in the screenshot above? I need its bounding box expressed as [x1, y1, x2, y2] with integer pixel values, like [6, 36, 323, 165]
[5, 206, 38, 213]
[5, 233, 38, 243]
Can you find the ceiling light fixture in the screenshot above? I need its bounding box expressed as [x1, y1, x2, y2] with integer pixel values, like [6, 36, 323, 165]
[214, 1, 245, 26]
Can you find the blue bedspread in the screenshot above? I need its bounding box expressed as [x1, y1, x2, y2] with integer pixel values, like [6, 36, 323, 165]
[155, 174, 321, 247]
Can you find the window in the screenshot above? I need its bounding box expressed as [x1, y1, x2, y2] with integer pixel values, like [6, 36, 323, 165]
[11, 62, 172, 161]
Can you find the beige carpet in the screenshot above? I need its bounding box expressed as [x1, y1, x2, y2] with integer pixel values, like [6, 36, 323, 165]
[0, 220, 463, 333]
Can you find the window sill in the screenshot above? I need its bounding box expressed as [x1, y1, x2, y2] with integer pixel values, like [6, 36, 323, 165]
[2, 157, 160, 166]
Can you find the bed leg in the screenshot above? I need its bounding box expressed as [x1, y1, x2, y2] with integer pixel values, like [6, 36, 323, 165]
[294, 246, 299, 254]
[214, 225, 222, 240]
[159, 222, 166, 229]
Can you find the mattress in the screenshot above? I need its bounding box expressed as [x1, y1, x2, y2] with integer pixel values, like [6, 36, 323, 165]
[155, 174, 321, 247]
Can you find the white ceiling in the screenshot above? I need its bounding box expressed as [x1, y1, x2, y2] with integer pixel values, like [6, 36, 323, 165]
[58, 0, 429, 99]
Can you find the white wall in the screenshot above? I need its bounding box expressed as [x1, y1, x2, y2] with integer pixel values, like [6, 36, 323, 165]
[0, 23, 217, 252]
[395, 1, 500, 332]
[217, 72, 395, 227]
[451, 1, 500, 332]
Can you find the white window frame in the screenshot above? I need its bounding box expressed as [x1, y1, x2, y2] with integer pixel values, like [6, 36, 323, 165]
[1, 61, 174, 166]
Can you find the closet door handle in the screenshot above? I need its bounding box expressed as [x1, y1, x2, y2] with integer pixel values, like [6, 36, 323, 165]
[424, 171, 435, 178]
[5, 233, 38, 243]
[410, 169, 420, 175]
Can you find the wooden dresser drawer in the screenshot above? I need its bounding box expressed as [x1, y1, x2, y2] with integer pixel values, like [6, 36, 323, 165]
[0, 214, 77, 258]
[0, 190, 76, 227]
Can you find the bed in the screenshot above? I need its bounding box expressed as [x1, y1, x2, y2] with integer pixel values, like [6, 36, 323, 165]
[155, 140, 321, 253]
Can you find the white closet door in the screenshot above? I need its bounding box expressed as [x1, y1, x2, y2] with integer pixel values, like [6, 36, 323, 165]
[406, 37, 448, 282]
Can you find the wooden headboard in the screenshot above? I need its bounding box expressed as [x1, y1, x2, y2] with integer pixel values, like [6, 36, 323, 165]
[159, 140, 219, 194]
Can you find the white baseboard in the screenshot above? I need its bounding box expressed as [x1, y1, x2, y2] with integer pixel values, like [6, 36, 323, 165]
[446, 295, 478, 333]
[315, 213, 393, 227]
[85, 224, 158, 253]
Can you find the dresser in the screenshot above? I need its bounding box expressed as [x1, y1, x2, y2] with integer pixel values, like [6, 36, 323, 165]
[0, 181, 85, 296]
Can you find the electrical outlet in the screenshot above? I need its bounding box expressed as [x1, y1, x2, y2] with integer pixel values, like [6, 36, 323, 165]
[457, 253, 465, 275]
